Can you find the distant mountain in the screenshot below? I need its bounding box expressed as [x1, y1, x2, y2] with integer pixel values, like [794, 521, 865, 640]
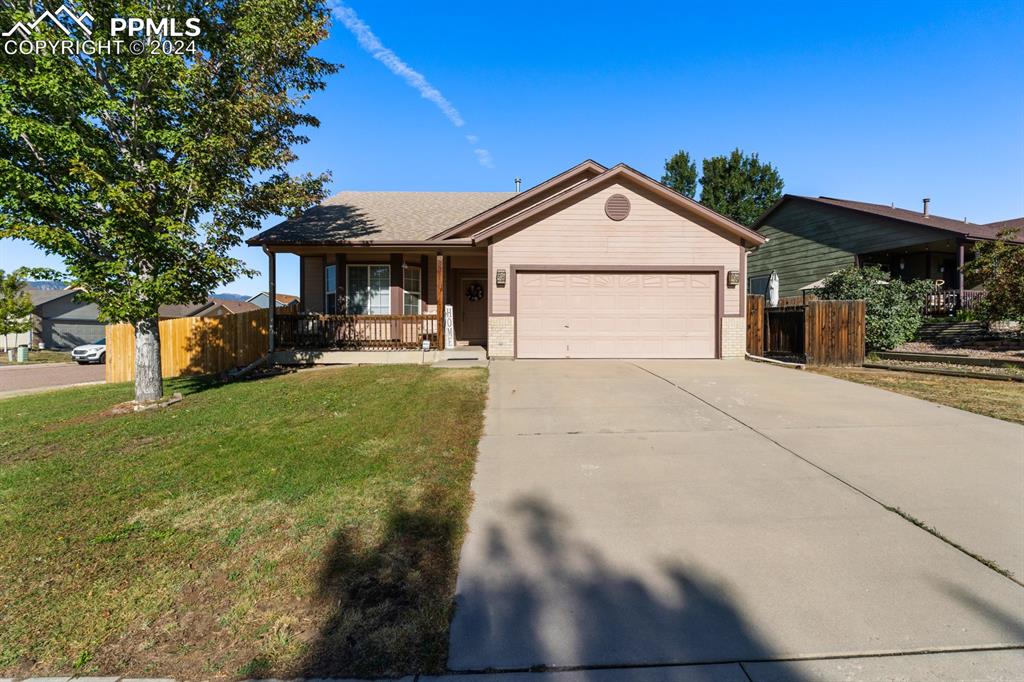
[26, 280, 66, 290]
[211, 292, 252, 301]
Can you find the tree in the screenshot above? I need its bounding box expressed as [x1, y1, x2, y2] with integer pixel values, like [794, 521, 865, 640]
[660, 149, 698, 198]
[962, 229, 1024, 323]
[0, 270, 34, 352]
[699, 148, 784, 226]
[816, 265, 933, 350]
[0, 2, 338, 402]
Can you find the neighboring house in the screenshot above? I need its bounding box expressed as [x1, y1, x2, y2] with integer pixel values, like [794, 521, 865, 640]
[159, 297, 262, 318]
[246, 292, 299, 310]
[748, 195, 1024, 300]
[28, 288, 106, 349]
[247, 161, 766, 359]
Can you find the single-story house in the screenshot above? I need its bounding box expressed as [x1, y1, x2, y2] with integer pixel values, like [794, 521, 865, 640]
[28, 288, 106, 349]
[748, 195, 1024, 301]
[247, 161, 766, 359]
[246, 292, 300, 310]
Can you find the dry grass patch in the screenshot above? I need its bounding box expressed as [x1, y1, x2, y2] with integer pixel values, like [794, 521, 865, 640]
[0, 365, 487, 679]
[811, 366, 1024, 425]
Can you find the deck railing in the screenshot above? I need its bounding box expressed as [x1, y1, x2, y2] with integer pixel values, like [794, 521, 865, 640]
[274, 313, 438, 350]
[922, 289, 984, 316]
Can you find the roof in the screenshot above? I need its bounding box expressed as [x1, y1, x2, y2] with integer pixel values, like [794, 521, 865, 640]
[246, 160, 766, 248]
[207, 298, 261, 314]
[27, 287, 78, 307]
[758, 195, 1024, 243]
[248, 191, 516, 245]
[158, 301, 214, 318]
[982, 217, 1024, 234]
[248, 292, 300, 305]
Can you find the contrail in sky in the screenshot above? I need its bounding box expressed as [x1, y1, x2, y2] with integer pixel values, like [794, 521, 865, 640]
[332, 3, 494, 168]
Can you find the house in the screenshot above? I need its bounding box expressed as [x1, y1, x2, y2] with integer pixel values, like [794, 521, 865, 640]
[247, 161, 766, 359]
[246, 292, 299, 310]
[28, 288, 106, 349]
[747, 195, 1024, 301]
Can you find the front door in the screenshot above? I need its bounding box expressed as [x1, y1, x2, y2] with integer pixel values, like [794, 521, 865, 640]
[457, 274, 487, 345]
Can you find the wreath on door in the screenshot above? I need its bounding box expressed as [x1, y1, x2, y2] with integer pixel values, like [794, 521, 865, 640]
[465, 282, 485, 302]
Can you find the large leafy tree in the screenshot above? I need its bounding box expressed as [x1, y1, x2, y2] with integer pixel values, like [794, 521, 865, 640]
[699, 148, 784, 226]
[0, 269, 34, 351]
[0, 1, 338, 401]
[963, 229, 1024, 323]
[660, 149, 698, 198]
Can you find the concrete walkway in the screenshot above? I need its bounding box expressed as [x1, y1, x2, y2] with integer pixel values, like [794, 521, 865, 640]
[10, 649, 1024, 680]
[448, 360, 1024, 675]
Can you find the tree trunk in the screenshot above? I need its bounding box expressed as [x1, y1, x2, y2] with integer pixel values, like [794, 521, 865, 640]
[134, 318, 162, 403]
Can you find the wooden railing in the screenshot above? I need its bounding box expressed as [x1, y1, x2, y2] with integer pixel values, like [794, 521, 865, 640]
[274, 313, 438, 350]
[922, 289, 984, 316]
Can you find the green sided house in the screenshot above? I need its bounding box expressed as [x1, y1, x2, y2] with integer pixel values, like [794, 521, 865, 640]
[247, 161, 766, 360]
[747, 195, 1024, 308]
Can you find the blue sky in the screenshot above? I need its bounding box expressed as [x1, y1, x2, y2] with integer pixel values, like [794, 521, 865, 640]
[3, 0, 1022, 296]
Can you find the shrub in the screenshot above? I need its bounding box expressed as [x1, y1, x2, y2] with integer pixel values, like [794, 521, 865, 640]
[816, 266, 933, 350]
[962, 229, 1024, 323]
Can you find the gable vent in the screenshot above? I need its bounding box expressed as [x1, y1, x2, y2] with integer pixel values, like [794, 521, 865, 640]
[605, 193, 631, 221]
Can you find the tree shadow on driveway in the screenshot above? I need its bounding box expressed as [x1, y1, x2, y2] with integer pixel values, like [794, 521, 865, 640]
[448, 496, 806, 678]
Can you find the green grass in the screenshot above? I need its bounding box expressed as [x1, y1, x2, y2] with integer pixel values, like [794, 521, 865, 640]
[812, 366, 1024, 425]
[0, 349, 72, 364]
[0, 365, 488, 679]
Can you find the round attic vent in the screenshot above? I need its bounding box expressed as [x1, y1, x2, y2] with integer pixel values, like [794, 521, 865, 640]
[605, 193, 631, 221]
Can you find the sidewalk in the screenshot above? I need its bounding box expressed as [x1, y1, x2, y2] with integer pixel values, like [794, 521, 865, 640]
[7, 648, 1023, 681]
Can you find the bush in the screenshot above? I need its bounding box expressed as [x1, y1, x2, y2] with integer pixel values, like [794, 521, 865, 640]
[816, 266, 933, 350]
[962, 230, 1024, 323]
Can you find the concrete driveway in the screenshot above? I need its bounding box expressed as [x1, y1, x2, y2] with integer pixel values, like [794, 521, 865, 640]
[448, 360, 1024, 676]
[0, 362, 104, 398]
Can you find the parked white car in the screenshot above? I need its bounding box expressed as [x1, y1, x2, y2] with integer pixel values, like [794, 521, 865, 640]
[71, 338, 106, 364]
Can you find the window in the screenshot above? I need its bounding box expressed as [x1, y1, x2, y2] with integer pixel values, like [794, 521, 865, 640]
[347, 265, 390, 315]
[748, 275, 769, 297]
[324, 265, 337, 314]
[403, 265, 422, 314]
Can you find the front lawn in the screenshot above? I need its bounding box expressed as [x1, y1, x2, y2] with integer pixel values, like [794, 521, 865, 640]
[0, 349, 72, 364]
[0, 365, 487, 679]
[811, 366, 1024, 425]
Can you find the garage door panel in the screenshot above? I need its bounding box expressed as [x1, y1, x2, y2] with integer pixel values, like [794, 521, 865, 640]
[516, 271, 717, 359]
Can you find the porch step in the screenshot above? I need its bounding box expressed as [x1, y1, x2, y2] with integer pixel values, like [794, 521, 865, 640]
[437, 346, 488, 362]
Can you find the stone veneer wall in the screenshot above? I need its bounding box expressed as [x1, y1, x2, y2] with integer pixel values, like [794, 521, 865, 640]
[721, 316, 746, 358]
[487, 316, 514, 358]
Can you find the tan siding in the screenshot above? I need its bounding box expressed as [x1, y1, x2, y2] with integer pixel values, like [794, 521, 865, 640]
[490, 183, 743, 315]
[303, 255, 325, 313]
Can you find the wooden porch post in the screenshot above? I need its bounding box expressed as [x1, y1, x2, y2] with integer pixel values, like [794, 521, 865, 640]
[336, 253, 346, 314]
[957, 241, 966, 308]
[436, 254, 445, 350]
[265, 248, 276, 367]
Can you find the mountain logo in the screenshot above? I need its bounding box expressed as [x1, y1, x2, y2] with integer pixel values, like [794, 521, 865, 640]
[3, 5, 94, 38]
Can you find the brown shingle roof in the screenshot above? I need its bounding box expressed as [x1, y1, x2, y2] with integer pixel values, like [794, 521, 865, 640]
[781, 196, 1024, 243]
[248, 191, 517, 245]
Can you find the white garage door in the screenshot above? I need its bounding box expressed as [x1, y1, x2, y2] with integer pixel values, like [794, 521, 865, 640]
[516, 271, 717, 359]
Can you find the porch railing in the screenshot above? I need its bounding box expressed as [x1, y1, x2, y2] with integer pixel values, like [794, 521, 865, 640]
[275, 313, 438, 350]
[922, 289, 985, 316]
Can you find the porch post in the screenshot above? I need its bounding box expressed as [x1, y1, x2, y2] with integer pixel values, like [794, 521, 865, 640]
[390, 253, 403, 315]
[336, 253, 346, 314]
[436, 253, 445, 350]
[957, 241, 966, 308]
[265, 248, 276, 367]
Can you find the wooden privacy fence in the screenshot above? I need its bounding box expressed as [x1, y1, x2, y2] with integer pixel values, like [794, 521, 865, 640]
[746, 295, 866, 366]
[105, 308, 269, 383]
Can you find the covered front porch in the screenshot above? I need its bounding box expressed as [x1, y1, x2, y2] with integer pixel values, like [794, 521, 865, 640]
[262, 246, 489, 358]
[857, 236, 984, 314]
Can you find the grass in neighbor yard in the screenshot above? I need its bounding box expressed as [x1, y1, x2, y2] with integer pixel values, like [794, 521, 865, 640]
[0, 365, 488, 679]
[811, 366, 1024, 425]
[0, 349, 72, 364]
